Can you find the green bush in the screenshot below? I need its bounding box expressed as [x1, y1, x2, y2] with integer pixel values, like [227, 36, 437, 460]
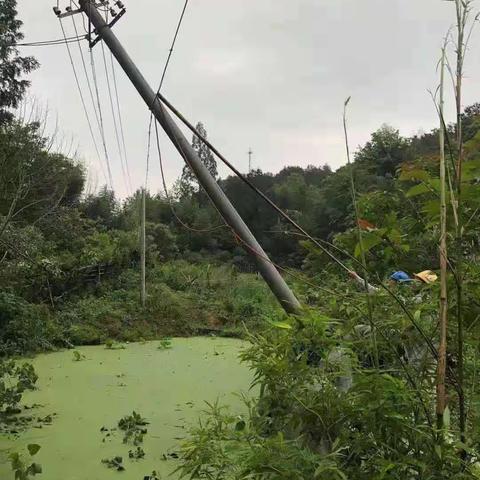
[0, 292, 64, 354]
[177, 313, 475, 479]
[0, 261, 279, 352]
[0, 360, 38, 414]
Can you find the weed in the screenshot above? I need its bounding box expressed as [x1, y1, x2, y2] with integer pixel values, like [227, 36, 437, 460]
[118, 411, 149, 445]
[143, 471, 160, 480]
[0, 361, 38, 414]
[101, 456, 125, 471]
[105, 340, 126, 350]
[10, 444, 42, 479]
[177, 313, 474, 478]
[72, 350, 85, 361]
[157, 337, 172, 350]
[128, 446, 145, 460]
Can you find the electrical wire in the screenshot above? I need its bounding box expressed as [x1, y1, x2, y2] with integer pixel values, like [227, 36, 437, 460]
[154, 93, 442, 360]
[157, 92, 351, 272]
[71, 15, 102, 141]
[100, 39, 130, 194]
[90, 46, 114, 189]
[157, 0, 189, 94]
[231, 230, 358, 300]
[147, 0, 223, 234]
[110, 52, 132, 192]
[12, 31, 86, 47]
[145, 0, 189, 188]
[58, 18, 108, 185]
[154, 119, 226, 233]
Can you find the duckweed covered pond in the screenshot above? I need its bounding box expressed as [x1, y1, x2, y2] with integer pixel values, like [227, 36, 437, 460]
[0, 337, 252, 479]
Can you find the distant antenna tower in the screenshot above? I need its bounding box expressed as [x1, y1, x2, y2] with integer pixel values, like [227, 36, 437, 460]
[248, 148, 253, 173]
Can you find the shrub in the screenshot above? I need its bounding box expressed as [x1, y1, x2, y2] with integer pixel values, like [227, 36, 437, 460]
[0, 360, 38, 414]
[177, 313, 474, 479]
[0, 292, 64, 354]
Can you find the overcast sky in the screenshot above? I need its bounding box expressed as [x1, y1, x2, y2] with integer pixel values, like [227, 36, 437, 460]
[17, 0, 480, 198]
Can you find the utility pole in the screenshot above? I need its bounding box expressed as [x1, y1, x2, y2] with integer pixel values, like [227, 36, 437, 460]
[76, 0, 301, 314]
[140, 188, 146, 307]
[248, 148, 253, 173]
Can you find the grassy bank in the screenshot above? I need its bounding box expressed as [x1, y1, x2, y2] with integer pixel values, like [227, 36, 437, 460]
[0, 261, 280, 355]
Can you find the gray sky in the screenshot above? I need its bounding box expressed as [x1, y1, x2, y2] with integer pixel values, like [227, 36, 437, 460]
[17, 0, 480, 198]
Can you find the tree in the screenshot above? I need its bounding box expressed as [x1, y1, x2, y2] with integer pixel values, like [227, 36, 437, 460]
[180, 122, 218, 196]
[462, 102, 480, 143]
[0, 0, 39, 124]
[81, 186, 118, 229]
[0, 121, 85, 234]
[355, 125, 411, 177]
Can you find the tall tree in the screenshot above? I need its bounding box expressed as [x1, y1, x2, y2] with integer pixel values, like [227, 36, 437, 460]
[81, 186, 118, 229]
[354, 125, 411, 177]
[0, 0, 39, 124]
[180, 122, 218, 196]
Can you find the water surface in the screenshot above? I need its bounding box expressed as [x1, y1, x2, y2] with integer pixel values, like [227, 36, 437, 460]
[0, 337, 251, 479]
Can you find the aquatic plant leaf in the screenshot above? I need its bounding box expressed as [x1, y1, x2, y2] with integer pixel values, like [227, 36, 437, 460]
[27, 445, 41, 456]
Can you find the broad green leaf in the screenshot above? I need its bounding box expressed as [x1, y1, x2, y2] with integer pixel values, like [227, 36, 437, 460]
[422, 200, 440, 218]
[406, 183, 431, 197]
[354, 232, 383, 257]
[461, 159, 480, 181]
[428, 178, 441, 192]
[460, 183, 480, 204]
[387, 228, 402, 244]
[399, 168, 431, 182]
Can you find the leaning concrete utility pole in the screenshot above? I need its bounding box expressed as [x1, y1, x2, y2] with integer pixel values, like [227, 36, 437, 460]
[78, 0, 301, 314]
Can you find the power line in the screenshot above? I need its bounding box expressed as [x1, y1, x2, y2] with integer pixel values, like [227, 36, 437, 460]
[58, 18, 107, 185]
[155, 92, 440, 359]
[157, 92, 351, 272]
[145, 0, 190, 187]
[110, 52, 132, 192]
[156, 0, 190, 93]
[71, 13, 117, 188]
[100, 39, 130, 194]
[13, 34, 86, 47]
[71, 15, 102, 139]
[154, 119, 226, 233]
[90, 46, 114, 189]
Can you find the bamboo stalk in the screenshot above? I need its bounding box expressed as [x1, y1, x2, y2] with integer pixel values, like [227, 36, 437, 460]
[453, 0, 469, 449]
[436, 42, 448, 434]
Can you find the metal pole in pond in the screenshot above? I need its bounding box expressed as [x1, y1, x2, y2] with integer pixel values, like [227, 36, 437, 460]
[78, 0, 301, 315]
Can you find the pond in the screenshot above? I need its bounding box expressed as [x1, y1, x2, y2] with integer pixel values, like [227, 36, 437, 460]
[0, 337, 252, 479]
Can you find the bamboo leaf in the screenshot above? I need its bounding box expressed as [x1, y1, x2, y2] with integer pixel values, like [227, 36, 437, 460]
[406, 183, 431, 197]
[354, 232, 383, 257]
[268, 321, 292, 330]
[443, 406, 451, 429]
[399, 168, 431, 182]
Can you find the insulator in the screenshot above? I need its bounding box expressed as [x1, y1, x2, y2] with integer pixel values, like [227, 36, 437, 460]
[53, 6, 61, 16]
[116, 1, 124, 8]
[110, 7, 117, 16]
[66, 6, 72, 11]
